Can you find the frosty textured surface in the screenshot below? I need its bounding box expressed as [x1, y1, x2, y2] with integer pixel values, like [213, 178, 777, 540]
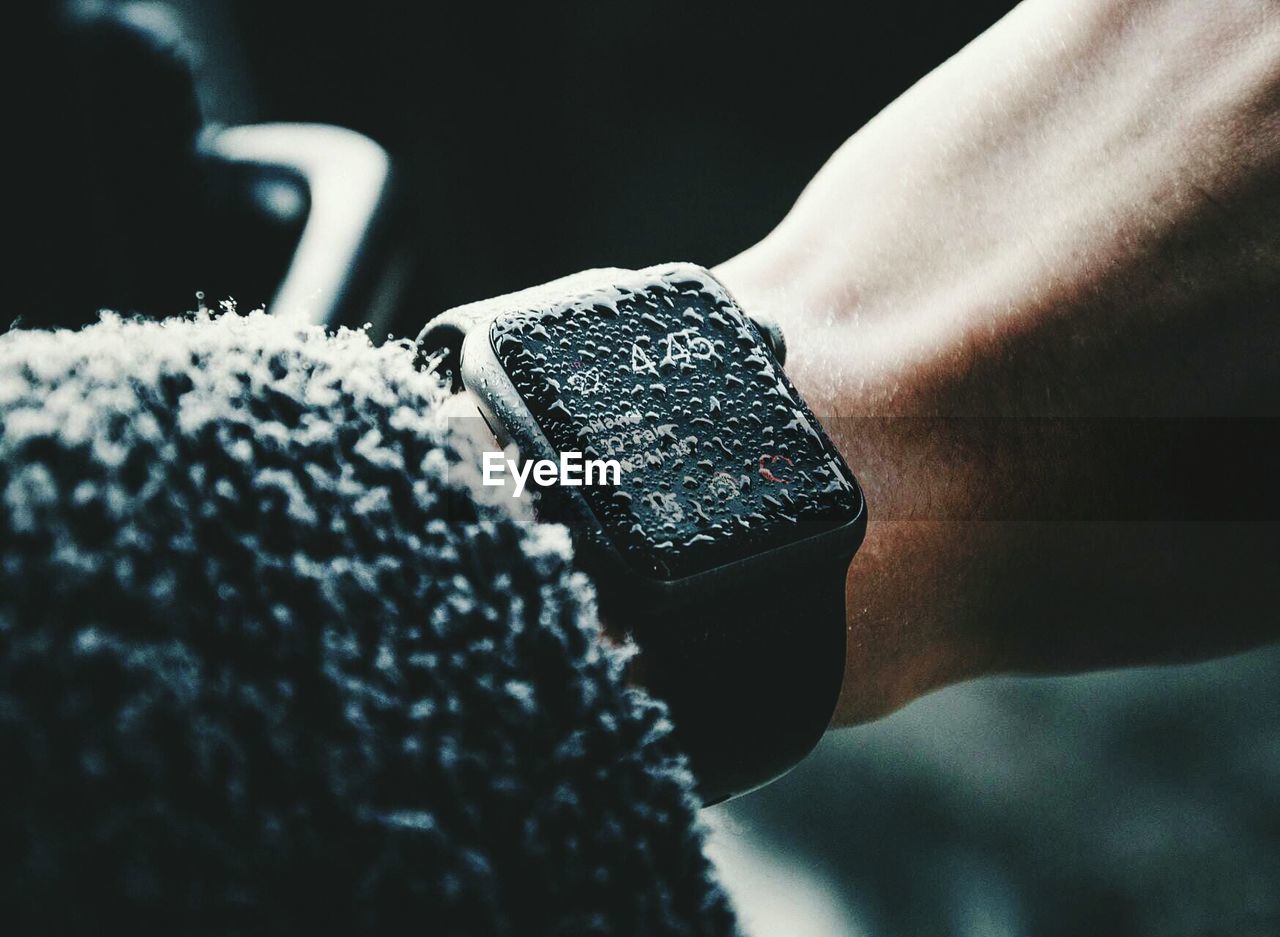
[0, 310, 735, 933]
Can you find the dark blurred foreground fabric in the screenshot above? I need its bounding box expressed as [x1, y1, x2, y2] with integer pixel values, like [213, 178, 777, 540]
[0, 312, 736, 935]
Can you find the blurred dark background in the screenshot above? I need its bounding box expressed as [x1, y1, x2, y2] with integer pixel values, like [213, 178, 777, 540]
[16, 3, 1280, 935]
[210, 0, 1013, 318]
[15, 0, 1014, 334]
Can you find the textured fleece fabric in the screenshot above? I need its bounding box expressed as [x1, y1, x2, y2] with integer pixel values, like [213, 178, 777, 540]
[0, 312, 737, 936]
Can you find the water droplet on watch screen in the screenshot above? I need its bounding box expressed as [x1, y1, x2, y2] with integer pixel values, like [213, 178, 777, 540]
[489, 270, 861, 579]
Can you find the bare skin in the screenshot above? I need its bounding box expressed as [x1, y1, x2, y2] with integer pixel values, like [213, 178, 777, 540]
[715, 0, 1280, 725]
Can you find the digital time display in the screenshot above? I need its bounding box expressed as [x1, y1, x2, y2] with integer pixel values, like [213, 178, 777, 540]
[490, 270, 861, 580]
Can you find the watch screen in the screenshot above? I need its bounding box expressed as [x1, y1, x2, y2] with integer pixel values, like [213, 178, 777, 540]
[489, 269, 862, 580]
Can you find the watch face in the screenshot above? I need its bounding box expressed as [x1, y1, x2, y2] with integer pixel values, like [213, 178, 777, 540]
[488, 269, 862, 580]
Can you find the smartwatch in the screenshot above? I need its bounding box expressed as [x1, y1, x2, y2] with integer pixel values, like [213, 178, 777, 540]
[418, 263, 866, 804]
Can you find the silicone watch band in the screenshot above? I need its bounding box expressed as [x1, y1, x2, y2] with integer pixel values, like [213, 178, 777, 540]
[618, 557, 849, 804]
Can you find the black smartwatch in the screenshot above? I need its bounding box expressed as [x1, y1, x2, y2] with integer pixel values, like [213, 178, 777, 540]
[418, 264, 866, 804]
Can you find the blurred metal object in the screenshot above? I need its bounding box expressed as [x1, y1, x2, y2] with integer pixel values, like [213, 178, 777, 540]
[202, 123, 395, 328]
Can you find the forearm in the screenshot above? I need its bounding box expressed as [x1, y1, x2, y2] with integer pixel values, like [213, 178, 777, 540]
[718, 0, 1280, 723]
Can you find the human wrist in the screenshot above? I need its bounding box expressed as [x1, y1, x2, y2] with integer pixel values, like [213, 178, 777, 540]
[714, 257, 1000, 725]
[716, 0, 1280, 719]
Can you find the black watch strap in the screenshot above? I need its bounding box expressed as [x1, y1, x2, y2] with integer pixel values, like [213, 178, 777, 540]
[615, 557, 848, 805]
